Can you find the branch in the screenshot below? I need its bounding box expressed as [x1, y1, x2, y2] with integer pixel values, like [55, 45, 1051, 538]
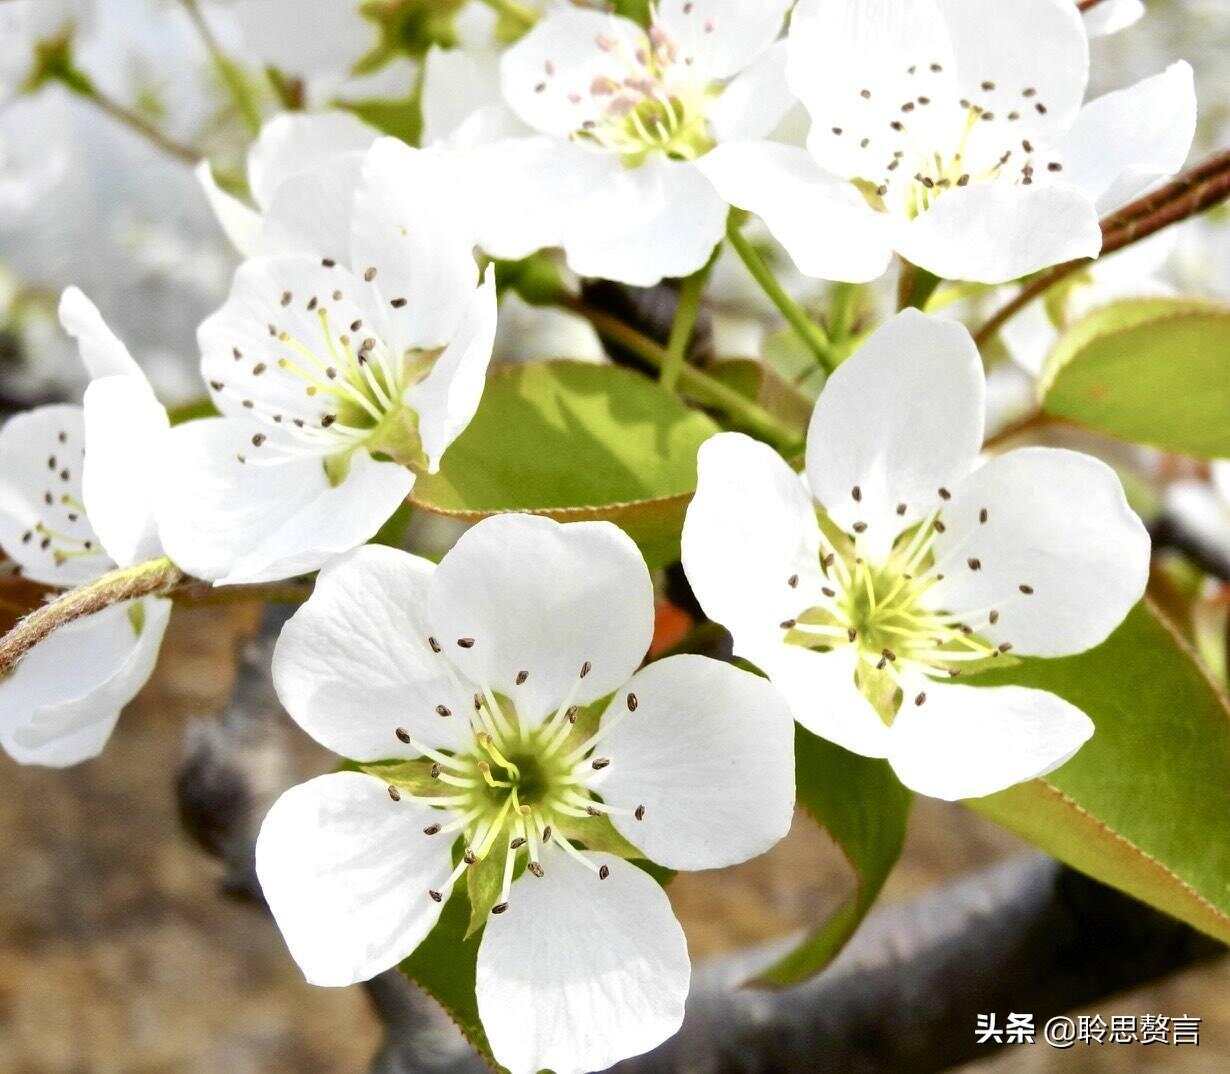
[975, 150, 1230, 347]
[0, 557, 182, 680]
[1077, 0, 1109, 12]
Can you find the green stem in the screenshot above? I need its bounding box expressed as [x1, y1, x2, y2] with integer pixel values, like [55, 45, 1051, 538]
[661, 265, 711, 394]
[478, 0, 540, 31]
[726, 216, 837, 373]
[181, 0, 262, 134]
[62, 72, 202, 165]
[896, 259, 941, 311]
[564, 299, 805, 455]
[828, 282, 858, 342]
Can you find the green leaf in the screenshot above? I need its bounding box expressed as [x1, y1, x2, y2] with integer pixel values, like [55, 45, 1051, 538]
[1039, 298, 1230, 457]
[969, 602, 1230, 944]
[412, 361, 720, 568]
[754, 726, 912, 987]
[706, 359, 817, 431]
[399, 883, 501, 1069]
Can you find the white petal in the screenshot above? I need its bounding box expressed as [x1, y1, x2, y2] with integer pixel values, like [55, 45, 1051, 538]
[499, 8, 646, 138]
[58, 286, 142, 379]
[597, 654, 794, 871]
[255, 772, 454, 988]
[260, 151, 367, 261]
[1059, 63, 1196, 214]
[1083, 0, 1145, 37]
[350, 138, 479, 350]
[422, 44, 504, 148]
[155, 418, 413, 586]
[806, 309, 984, 557]
[273, 545, 471, 761]
[898, 181, 1102, 284]
[405, 267, 497, 474]
[708, 40, 795, 143]
[1164, 481, 1230, 566]
[1213, 461, 1230, 507]
[926, 447, 1150, 657]
[697, 142, 894, 283]
[476, 852, 689, 1074]
[755, 643, 892, 758]
[228, 1, 374, 81]
[682, 433, 823, 647]
[493, 294, 604, 365]
[0, 405, 108, 587]
[428, 515, 654, 726]
[886, 680, 1093, 800]
[561, 157, 727, 287]
[82, 375, 169, 567]
[654, 0, 793, 81]
[195, 160, 262, 257]
[788, 0, 956, 180]
[247, 110, 380, 211]
[934, 0, 1089, 134]
[1, 598, 170, 767]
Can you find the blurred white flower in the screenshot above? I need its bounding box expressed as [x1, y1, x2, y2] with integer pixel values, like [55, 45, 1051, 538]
[257, 514, 794, 1074]
[0, 288, 172, 767]
[702, 0, 1196, 284]
[683, 309, 1151, 800]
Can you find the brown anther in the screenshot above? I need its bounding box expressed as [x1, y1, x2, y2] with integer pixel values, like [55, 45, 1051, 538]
[780, 619, 797, 630]
[387, 786, 401, 802]
[511, 837, 527, 849]
[915, 692, 927, 706]
[428, 636, 441, 653]
[395, 727, 412, 744]
[457, 638, 475, 649]
[634, 804, 646, 821]
[424, 824, 442, 835]
[788, 574, 799, 588]
[364, 267, 377, 281]
[528, 862, 545, 879]
[464, 850, 477, 865]
[979, 508, 989, 524]
[580, 660, 592, 678]
[435, 704, 451, 718]
[967, 557, 982, 571]
[989, 610, 1000, 625]
[491, 903, 508, 915]
[428, 890, 443, 903]
[1019, 584, 1034, 595]
[626, 692, 638, 711]
[599, 865, 610, 880]
[853, 522, 868, 533]
[515, 670, 529, 685]
[591, 758, 610, 770]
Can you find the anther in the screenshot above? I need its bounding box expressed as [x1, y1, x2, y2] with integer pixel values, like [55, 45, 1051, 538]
[592, 758, 611, 771]
[457, 638, 475, 649]
[626, 692, 638, 711]
[364, 267, 377, 281]
[428, 636, 441, 653]
[251, 433, 266, 447]
[1019, 584, 1034, 595]
[822, 587, 836, 598]
[435, 705, 451, 718]
[852, 485, 862, 502]
[938, 487, 951, 500]
[847, 628, 858, 643]
[788, 574, 799, 588]
[580, 660, 592, 678]
[428, 890, 443, 902]
[515, 670, 529, 685]
[635, 804, 646, 821]
[541, 825, 553, 842]
[566, 705, 579, 723]
[979, 508, 988, 524]
[388, 786, 401, 802]
[528, 862, 545, 879]
[424, 824, 442, 836]
[321, 257, 336, 268]
[897, 503, 907, 515]
[915, 692, 927, 706]
[998, 642, 1013, 653]
[967, 558, 982, 571]
[511, 837, 527, 849]
[280, 291, 292, 307]
[391, 297, 407, 308]
[395, 727, 412, 744]
[599, 865, 610, 880]
[431, 764, 440, 778]
[491, 902, 508, 915]
[464, 850, 478, 865]
[934, 520, 946, 533]
[585, 805, 600, 817]
[780, 619, 797, 630]
[853, 522, 867, 533]
[989, 610, 1000, 625]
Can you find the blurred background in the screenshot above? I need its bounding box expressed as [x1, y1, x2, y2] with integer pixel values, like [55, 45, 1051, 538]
[1, 1, 1228, 1071]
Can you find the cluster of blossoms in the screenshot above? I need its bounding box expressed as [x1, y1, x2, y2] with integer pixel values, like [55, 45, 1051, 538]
[0, 2, 1196, 1072]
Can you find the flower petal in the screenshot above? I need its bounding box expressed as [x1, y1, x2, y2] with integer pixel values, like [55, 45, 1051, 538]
[755, 643, 892, 758]
[926, 447, 1151, 657]
[476, 852, 688, 1074]
[708, 40, 795, 143]
[1059, 62, 1196, 214]
[697, 142, 894, 283]
[195, 160, 262, 256]
[422, 44, 505, 148]
[682, 432, 823, 646]
[350, 138, 480, 350]
[1164, 481, 1230, 565]
[255, 771, 453, 988]
[934, 0, 1089, 134]
[499, 8, 645, 138]
[887, 680, 1093, 800]
[428, 515, 654, 726]
[259, 150, 367, 261]
[1083, 0, 1145, 37]
[654, 0, 793, 81]
[561, 156, 727, 287]
[805, 309, 984, 558]
[82, 374, 169, 567]
[597, 654, 794, 871]
[788, 0, 956, 180]
[1213, 461, 1230, 506]
[897, 181, 1102, 284]
[246, 111, 380, 211]
[0, 597, 170, 767]
[155, 418, 413, 586]
[272, 545, 471, 761]
[0, 405, 108, 587]
[58, 286, 142, 379]
[405, 267, 497, 474]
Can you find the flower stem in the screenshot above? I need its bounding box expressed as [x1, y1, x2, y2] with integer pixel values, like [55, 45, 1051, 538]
[827, 282, 859, 342]
[661, 263, 712, 395]
[478, 0, 539, 32]
[975, 149, 1230, 348]
[179, 0, 263, 135]
[725, 215, 838, 373]
[563, 298, 805, 454]
[0, 557, 183, 681]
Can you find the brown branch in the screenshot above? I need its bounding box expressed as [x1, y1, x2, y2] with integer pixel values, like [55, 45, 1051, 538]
[975, 150, 1230, 347]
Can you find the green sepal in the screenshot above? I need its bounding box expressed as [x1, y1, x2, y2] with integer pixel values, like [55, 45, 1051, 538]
[465, 844, 509, 939]
[358, 758, 440, 797]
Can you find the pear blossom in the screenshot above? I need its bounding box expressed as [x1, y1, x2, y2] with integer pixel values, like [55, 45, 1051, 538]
[682, 309, 1151, 801]
[700, 0, 1197, 285]
[257, 513, 794, 1074]
[1082, 0, 1146, 38]
[0, 288, 172, 767]
[1165, 461, 1230, 565]
[475, 0, 796, 286]
[159, 136, 497, 587]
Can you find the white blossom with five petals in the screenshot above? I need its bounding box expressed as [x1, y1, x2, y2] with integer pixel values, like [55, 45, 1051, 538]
[682, 309, 1151, 800]
[699, 0, 1196, 284]
[0, 288, 172, 767]
[159, 136, 497, 587]
[256, 513, 794, 1074]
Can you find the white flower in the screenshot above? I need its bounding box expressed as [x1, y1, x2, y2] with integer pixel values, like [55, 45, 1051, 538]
[699, 0, 1197, 284]
[1083, 0, 1145, 38]
[1165, 461, 1230, 565]
[470, 0, 795, 286]
[160, 136, 498, 587]
[682, 309, 1151, 800]
[256, 513, 794, 1074]
[0, 288, 172, 767]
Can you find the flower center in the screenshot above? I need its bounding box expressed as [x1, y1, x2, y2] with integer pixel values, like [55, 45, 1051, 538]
[782, 505, 1015, 725]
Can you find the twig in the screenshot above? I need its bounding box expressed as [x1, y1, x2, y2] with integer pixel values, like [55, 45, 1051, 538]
[179, 0, 263, 134]
[661, 267, 711, 395]
[975, 150, 1230, 347]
